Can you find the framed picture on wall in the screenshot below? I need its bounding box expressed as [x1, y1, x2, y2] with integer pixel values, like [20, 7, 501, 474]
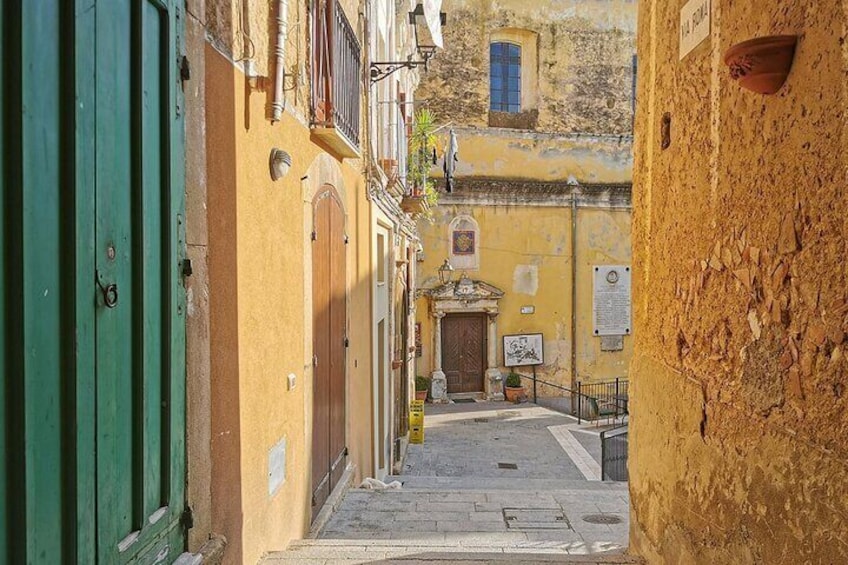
[503, 333, 544, 367]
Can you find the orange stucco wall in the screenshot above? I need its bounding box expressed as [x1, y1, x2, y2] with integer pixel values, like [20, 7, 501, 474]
[205, 43, 374, 564]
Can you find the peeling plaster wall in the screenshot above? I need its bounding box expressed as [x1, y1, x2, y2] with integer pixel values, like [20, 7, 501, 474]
[417, 0, 638, 135]
[433, 127, 633, 184]
[630, 1, 848, 563]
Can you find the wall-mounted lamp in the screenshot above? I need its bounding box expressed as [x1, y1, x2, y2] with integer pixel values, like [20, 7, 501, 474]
[370, 3, 447, 83]
[438, 259, 454, 285]
[269, 148, 292, 181]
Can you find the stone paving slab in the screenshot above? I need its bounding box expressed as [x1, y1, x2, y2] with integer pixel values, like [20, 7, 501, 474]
[390, 476, 627, 491]
[262, 403, 633, 565]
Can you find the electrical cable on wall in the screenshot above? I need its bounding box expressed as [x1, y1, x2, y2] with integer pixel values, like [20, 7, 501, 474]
[234, 0, 257, 62]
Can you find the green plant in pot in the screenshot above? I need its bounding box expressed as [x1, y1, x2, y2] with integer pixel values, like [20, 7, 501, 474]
[401, 109, 440, 218]
[415, 375, 431, 401]
[504, 372, 525, 403]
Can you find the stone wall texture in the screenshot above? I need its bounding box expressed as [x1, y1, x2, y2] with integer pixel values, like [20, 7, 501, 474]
[415, 0, 638, 135]
[630, 1, 848, 563]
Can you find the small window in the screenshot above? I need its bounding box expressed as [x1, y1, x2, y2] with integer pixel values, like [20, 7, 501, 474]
[377, 233, 386, 284]
[490, 42, 521, 113]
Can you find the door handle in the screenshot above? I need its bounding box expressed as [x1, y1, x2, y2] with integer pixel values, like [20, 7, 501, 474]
[96, 271, 119, 308]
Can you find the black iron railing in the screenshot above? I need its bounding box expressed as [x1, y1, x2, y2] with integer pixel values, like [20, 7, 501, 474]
[576, 378, 628, 423]
[311, 0, 361, 148]
[601, 425, 628, 481]
[514, 373, 628, 425]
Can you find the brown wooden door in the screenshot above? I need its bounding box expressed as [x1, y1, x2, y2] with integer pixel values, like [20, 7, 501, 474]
[312, 186, 347, 520]
[442, 314, 487, 393]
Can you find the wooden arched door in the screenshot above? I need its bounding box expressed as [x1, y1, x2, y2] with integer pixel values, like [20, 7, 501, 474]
[311, 186, 347, 519]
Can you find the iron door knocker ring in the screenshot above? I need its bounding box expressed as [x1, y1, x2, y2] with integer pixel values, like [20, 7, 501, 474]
[96, 272, 119, 308]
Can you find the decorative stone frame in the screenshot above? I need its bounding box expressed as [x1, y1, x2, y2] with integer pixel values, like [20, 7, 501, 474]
[427, 276, 505, 402]
[490, 28, 539, 109]
[448, 215, 480, 271]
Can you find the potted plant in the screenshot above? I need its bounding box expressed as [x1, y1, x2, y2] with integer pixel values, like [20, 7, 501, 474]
[401, 109, 440, 217]
[504, 372, 525, 402]
[414, 375, 431, 401]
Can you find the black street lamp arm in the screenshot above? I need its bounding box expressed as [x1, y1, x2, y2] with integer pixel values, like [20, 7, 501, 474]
[370, 51, 435, 84]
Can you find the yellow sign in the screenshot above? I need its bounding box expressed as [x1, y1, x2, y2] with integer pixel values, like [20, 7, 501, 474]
[410, 400, 425, 443]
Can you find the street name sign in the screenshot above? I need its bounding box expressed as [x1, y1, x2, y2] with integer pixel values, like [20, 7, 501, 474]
[680, 0, 711, 60]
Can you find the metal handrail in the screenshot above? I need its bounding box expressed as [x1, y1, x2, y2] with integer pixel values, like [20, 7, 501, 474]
[513, 373, 628, 424]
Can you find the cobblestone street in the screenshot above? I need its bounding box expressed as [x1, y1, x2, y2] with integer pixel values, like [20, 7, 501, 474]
[265, 403, 633, 564]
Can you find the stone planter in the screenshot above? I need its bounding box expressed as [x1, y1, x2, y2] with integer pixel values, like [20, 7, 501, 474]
[724, 35, 798, 95]
[504, 386, 524, 403]
[400, 195, 429, 215]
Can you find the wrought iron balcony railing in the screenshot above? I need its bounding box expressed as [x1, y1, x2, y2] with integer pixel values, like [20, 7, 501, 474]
[311, 0, 361, 157]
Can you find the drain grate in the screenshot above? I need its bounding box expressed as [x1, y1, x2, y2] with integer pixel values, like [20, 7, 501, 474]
[497, 462, 518, 470]
[582, 513, 623, 525]
[474, 417, 489, 423]
[502, 508, 573, 530]
[452, 398, 476, 403]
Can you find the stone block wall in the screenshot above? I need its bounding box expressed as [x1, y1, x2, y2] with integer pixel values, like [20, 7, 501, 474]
[415, 0, 638, 135]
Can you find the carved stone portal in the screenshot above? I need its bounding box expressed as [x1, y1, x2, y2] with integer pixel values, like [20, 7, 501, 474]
[427, 276, 505, 401]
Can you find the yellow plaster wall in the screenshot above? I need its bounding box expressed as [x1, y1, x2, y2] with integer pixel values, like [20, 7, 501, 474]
[575, 208, 633, 382]
[205, 44, 373, 564]
[416, 203, 631, 389]
[435, 128, 633, 185]
[630, 1, 848, 562]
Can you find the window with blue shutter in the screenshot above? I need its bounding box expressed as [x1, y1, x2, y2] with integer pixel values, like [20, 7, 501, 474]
[490, 42, 521, 113]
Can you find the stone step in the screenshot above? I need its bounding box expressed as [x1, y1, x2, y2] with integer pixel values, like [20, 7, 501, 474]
[384, 477, 629, 492]
[264, 540, 642, 564]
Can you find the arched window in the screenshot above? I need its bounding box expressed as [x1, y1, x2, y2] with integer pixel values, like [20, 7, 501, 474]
[490, 42, 521, 113]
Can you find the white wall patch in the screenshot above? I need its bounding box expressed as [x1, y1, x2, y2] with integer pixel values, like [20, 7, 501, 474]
[513, 264, 539, 296]
[268, 437, 287, 496]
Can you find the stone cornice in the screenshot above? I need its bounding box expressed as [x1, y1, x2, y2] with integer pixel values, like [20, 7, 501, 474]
[435, 177, 632, 209]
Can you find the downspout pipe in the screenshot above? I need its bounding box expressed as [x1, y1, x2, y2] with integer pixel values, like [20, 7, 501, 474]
[271, 0, 289, 123]
[570, 192, 578, 394]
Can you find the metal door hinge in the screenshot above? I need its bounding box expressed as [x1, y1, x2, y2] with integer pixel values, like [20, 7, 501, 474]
[182, 506, 194, 529]
[181, 258, 193, 278]
[313, 355, 318, 368]
[311, 231, 317, 241]
[344, 337, 349, 348]
[180, 55, 191, 82]
[344, 235, 349, 244]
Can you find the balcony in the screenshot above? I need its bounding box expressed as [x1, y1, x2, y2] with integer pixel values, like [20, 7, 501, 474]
[311, 0, 361, 158]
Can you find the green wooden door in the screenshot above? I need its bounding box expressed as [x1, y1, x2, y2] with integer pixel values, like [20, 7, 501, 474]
[93, 1, 187, 562]
[1, 1, 187, 563]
